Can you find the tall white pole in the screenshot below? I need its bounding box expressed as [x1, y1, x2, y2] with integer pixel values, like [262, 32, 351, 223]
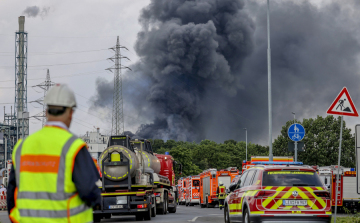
[4, 137, 7, 167]
[334, 116, 343, 223]
[267, 0, 273, 161]
[244, 128, 248, 161]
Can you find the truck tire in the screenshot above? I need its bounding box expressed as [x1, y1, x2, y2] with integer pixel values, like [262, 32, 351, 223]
[157, 192, 168, 215]
[151, 203, 157, 217]
[200, 203, 205, 208]
[135, 213, 143, 221]
[168, 201, 177, 213]
[164, 192, 168, 214]
[93, 214, 102, 222]
[143, 207, 152, 221]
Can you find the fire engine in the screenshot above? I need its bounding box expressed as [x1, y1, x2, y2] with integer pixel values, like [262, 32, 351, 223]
[319, 166, 359, 213]
[242, 156, 294, 173]
[200, 167, 239, 208]
[185, 175, 200, 206]
[177, 178, 185, 205]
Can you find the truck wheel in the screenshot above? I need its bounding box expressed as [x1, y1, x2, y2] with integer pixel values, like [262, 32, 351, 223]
[135, 213, 143, 221]
[157, 193, 168, 215]
[93, 214, 101, 222]
[186, 202, 189, 206]
[164, 193, 168, 214]
[169, 201, 177, 213]
[143, 207, 152, 221]
[151, 204, 157, 217]
[200, 203, 205, 208]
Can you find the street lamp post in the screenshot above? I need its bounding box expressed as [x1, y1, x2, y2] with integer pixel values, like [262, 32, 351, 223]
[267, 0, 273, 161]
[244, 128, 247, 161]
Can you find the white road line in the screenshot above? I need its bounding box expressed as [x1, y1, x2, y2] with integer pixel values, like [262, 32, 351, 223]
[188, 216, 200, 222]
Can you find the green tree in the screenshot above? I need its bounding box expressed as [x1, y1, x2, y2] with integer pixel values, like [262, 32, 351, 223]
[273, 115, 355, 167]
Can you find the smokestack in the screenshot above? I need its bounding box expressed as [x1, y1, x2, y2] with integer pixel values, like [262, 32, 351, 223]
[18, 16, 25, 32]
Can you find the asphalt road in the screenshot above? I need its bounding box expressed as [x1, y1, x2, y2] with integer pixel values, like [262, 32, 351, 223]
[0, 205, 351, 223]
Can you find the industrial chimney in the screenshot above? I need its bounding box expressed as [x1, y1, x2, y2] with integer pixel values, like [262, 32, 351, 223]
[15, 16, 29, 139]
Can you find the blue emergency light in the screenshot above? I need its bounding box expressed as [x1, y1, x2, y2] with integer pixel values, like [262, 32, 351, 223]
[252, 161, 303, 165]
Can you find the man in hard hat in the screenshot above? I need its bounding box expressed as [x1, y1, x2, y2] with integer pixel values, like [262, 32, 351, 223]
[7, 84, 101, 222]
[216, 181, 226, 210]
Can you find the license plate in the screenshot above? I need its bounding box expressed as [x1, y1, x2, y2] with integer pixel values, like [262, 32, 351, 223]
[283, 200, 307, 206]
[109, 205, 123, 209]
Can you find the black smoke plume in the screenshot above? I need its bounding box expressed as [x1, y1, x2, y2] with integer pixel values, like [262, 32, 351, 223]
[91, 0, 360, 143]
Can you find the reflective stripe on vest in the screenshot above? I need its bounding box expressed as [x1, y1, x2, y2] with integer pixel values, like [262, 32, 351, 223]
[15, 136, 77, 200]
[10, 127, 93, 222]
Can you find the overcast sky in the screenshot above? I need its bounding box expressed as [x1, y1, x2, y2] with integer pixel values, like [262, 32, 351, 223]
[1, 0, 360, 145]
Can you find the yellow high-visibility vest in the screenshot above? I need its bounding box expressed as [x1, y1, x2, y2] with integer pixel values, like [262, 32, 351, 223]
[9, 126, 93, 223]
[218, 186, 226, 199]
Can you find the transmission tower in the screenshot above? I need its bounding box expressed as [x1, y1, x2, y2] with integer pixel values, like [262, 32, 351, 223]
[106, 36, 131, 135]
[31, 69, 55, 126]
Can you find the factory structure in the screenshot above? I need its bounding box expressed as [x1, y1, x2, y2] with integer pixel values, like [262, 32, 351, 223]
[0, 16, 30, 168]
[0, 16, 125, 169]
[81, 128, 109, 159]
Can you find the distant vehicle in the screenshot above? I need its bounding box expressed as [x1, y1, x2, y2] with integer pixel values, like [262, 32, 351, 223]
[185, 175, 200, 206]
[224, 164, 332, 223]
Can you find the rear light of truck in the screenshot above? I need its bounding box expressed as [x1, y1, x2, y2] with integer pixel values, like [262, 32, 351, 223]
[137, 204, 147, 208]
[154, 193, 161, 197]
[314, 191, 330, 199]
[254, 190, 275, 198]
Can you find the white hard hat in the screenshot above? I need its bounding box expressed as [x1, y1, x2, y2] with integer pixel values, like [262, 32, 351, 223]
[219, 181, 223, 185]
[44, 84, 77, 108]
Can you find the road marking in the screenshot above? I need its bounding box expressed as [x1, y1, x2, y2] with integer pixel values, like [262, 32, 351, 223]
[188, 216, 200, 222]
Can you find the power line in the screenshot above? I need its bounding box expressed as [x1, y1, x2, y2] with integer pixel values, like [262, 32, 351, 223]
[0, 70, 107, 83]
[0, 59, 106, 68]
[0, 48, 109, 56]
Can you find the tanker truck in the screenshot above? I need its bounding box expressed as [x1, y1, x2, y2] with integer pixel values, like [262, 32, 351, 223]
[93, 135, 181, 222]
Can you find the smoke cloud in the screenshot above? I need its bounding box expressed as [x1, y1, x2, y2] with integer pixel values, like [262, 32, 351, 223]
[23, 6, 50, 18]
[91, 0, 360, 143]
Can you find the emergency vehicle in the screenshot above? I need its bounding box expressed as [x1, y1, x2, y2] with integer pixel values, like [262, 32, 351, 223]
[242, 156, 294, 173]
[177, 178, 185, 205]
[185, 175, 200, 206]
[319, 166, 359, 213]
[224, 164, 332, 223]
[200, 167, 239, 208]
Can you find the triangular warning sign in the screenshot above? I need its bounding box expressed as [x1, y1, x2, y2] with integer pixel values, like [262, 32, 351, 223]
[327, 87, 358, 117]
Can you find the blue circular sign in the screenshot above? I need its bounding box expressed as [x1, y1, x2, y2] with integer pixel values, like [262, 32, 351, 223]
[288, 123, 305, 142]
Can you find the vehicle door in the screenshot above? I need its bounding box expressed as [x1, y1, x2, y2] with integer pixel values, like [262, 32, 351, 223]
[240, 170, 256, 213]
[229, 171, 248, 222]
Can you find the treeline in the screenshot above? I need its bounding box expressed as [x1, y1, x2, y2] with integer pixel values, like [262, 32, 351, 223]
[150, 115, 356, 179]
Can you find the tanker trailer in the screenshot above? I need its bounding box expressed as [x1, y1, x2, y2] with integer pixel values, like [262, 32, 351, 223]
[132, 139, 182, 214]
[93, 135, 156, 222]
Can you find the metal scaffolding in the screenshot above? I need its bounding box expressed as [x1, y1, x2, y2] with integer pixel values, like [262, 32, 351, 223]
[106, 36, 131, 135]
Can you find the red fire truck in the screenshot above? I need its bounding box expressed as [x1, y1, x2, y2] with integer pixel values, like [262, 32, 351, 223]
[200, 167, 239, 208]
[319, 166, 359, 213]
[185, 175, 200, 206]
[242, 156, 294, 173]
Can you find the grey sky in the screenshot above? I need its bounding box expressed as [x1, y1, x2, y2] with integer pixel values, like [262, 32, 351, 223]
[1, 0, 360, 145]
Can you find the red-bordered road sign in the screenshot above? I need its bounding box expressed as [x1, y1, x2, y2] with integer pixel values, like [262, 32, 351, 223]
[327, 87, 358, 117]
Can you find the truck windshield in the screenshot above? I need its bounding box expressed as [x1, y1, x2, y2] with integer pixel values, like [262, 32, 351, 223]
[193, 180, 200, 187]
[262, 171, 323, 186]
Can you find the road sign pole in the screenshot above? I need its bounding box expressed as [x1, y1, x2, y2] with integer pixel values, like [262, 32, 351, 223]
[294, 141, 297, 162]
[334, 115, 343, 223]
